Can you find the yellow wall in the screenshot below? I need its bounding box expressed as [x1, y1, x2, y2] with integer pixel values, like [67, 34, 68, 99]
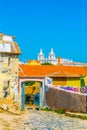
[66, 77, 80, 87]
[25, 82, 40, 95]
[52, 77, 67, 86]
[52, 77, 80, 87]
[83, 76, 87, 86]
[28, 60, 40, 65]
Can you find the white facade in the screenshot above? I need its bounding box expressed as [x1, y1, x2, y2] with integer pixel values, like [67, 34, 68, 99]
[2, 36, 13, 42]
[38, 48, 87, 66]
[38, 48, 58, 65]
[38, 48, 73, 65]
[38, 49, 44, 60]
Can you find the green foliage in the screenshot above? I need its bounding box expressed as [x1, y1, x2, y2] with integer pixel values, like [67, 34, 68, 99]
[44, 107, 51, 111]
[55, 109, 65, 114]
[41, 107, 65, 114]
[80, 78, 85, 87]
[41, 62, 54, 65]
[24, 81, 35, 86]
[41, 107, 51, 111]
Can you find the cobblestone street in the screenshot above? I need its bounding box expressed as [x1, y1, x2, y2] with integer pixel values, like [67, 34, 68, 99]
[17, 110, 87, 130]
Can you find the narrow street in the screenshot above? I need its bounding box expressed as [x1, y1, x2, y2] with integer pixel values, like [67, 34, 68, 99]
[21, 110, 87, 130]
[0, 110, 87, 130]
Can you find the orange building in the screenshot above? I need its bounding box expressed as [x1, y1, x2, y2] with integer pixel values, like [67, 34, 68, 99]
[19, 65, 87, 87]
[27, 60, 40, 65]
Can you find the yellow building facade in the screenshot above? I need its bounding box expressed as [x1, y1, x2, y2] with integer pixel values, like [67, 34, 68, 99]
[66, 77, 80, 87]
[28, 60, 40, 65]
[25, 82, 40, 95]
[83, 76, 87, 86]
[52, 77, 80, 87]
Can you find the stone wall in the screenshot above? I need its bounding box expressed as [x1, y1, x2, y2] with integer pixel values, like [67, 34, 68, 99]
[0, 55, 19, 98]
[45, 86, 87, 113]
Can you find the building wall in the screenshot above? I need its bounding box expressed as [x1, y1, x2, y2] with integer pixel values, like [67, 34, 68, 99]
[52, 77, 67, 86]
[0, 54, 19, 99]
[25, 82, 40, 95]
[66, 77, 80, 87]
[45, 87, 87, 113]
[28, 60, 40, 65]
[83, 76, 87, 86]
[52, 77, 80, 87]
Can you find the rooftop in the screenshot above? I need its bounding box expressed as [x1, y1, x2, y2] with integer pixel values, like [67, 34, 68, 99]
[19, 64, 87, 77]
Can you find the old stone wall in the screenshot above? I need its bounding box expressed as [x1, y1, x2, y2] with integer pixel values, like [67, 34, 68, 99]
[45, 86, 87, 113]
[0, 55, 19, 98]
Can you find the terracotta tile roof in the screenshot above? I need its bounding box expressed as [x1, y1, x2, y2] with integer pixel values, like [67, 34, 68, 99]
[19, 64, 87, 77]
[46, 71, 81, 77]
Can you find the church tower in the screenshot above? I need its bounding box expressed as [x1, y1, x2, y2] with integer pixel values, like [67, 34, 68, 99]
[48, 48, 56, 59]
[38, 49, 44, 60]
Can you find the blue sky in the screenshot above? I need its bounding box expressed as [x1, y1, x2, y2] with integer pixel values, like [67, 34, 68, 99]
[0, 0, 87, 62]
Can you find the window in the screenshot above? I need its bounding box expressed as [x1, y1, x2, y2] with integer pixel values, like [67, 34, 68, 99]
[0, 36, 2, 40]
[3, 80, 10, 98]
[8, 57, 11, 66]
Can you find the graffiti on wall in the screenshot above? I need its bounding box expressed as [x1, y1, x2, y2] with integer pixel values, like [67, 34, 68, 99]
[45, 77, 52, 86]
[60, 86, 79, 92]
[60, 86, 87, 94]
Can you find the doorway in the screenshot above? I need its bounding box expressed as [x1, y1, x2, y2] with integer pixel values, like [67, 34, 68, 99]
[25, 81, 40, 109]
[21, 81, 44, 110]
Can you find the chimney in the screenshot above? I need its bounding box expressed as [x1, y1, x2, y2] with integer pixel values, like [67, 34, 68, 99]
[58, 57, 61, 66]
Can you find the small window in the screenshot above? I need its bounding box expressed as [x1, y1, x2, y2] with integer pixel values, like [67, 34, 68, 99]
[0, 36, 2, 40]
[8, 57, 11, 66]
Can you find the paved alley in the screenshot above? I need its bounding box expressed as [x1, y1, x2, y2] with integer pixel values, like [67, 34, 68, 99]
[17, 110, 87, 130]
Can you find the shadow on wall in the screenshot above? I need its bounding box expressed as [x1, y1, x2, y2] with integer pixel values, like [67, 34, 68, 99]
[45, 86, 87, 113]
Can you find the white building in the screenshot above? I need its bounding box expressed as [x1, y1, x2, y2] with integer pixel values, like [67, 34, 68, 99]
[38, 48, 57, 65]
[38, 48, 73, 65]
[38, 48, 87, 66]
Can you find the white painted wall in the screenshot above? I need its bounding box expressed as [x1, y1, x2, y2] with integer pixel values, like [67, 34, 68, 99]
[2, 36, 12, 42]
[0, 43, 11, 52]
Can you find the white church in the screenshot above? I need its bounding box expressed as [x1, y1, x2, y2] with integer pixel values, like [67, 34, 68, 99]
[38, 48, 73, 65]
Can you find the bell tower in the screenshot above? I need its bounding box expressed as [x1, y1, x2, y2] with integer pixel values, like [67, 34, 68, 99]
[38, 49, 44, 60]
[48, 48, 56, 59]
